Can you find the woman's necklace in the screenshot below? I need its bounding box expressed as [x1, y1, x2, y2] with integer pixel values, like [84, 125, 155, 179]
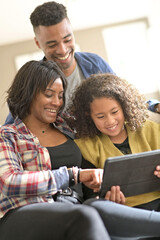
[41, 124, 51, 134]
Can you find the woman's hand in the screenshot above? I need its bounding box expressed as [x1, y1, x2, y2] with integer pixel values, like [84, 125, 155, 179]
[105, 186, 126, 204]
[79, 169, 103, 192]
[154, 165, 160, 178]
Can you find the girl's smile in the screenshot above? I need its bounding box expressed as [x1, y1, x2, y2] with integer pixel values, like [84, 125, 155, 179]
[90, 97, 127, 143]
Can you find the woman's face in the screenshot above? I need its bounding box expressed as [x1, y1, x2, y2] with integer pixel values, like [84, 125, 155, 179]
[90, 97, 126, 142]
[29, 78, 64, 124]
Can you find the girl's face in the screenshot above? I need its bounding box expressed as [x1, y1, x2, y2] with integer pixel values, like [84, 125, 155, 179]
[29, 78, 64, 124]
[90, 97, 126, 143]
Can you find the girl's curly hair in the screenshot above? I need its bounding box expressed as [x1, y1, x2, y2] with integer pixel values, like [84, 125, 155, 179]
[65, 73, 149, 138]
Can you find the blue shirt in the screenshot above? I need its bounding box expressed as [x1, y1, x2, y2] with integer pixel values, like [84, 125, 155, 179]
[147, 99, 160, 112]
[74, 51, 115, 77]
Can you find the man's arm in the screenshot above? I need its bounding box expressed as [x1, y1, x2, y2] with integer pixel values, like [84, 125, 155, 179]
[147, 99, 160, 113]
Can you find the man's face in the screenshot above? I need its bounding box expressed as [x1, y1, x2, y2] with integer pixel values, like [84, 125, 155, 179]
[34, 18, 76, 76]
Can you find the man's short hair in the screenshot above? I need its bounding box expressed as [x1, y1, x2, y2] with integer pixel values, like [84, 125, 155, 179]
[30, 1, 68, 28]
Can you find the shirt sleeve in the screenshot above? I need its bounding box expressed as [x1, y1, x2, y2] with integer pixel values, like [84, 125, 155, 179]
[52, 167, 69, 190]
[0, 132, 69, 198]
[147, 99, 160, 112]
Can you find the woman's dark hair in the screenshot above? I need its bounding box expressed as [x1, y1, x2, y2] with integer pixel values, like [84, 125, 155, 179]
[7, 60, 67, 120]
[66, 73, 149, 138]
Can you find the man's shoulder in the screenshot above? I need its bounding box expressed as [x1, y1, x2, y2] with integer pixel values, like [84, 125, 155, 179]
[4, 112, 14, 125]
[75, 51, 114, 75]
[75, 51, 103, 61]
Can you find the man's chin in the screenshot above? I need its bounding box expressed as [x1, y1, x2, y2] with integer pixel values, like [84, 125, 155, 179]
[56, 60, 73, 71]
[52, 51, 74, 70]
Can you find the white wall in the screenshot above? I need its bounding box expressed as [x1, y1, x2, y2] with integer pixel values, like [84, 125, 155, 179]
[0, 0, 160, 124]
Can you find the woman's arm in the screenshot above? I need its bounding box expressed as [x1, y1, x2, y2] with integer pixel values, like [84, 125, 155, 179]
[0, 134, 103, 199]
[0, 134, 67, 198]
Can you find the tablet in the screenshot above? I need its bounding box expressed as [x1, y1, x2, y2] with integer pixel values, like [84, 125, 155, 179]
[100, 149, 160, 198]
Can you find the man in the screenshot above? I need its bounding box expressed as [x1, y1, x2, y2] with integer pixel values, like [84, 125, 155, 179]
[29, 1, 115, 106]
[5, 1, 159, 124]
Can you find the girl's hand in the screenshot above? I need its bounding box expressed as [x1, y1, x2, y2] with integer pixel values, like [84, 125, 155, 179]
[105, 186, 126, 204]
[154, 165, 160, 178]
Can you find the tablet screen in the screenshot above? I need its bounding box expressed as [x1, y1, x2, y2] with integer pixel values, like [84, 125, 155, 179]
[100, 150, 160, 198]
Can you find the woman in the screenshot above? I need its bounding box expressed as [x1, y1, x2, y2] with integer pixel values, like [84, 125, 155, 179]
[0, 60, 110, 240]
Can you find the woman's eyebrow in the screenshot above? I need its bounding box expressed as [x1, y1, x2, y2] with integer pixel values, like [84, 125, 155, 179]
[45, 88, 55, 93]
[45, 88, 64, 93]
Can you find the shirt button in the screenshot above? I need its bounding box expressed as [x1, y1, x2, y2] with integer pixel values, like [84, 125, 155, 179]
[34, 138, 39, 144]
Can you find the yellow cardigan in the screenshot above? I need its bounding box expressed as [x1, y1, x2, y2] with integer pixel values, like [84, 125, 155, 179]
[75, 120, 160, 206]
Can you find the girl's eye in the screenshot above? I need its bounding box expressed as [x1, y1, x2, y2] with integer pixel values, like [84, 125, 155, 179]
[112, 110, 118, 114]
[58, 95, 63, 100]
[97, 116, 104, 119]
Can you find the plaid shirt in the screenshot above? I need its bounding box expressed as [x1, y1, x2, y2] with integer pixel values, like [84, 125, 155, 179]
[0, 117, 74, 218]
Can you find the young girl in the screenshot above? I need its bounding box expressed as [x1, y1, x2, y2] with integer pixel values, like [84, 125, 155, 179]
[66, 73, 160, 209]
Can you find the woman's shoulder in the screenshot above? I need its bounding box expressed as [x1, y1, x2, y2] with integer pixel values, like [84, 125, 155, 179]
[0, 124, 19, 147]
[0, 124, 17, 135]
[0, 118, 27, 138]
